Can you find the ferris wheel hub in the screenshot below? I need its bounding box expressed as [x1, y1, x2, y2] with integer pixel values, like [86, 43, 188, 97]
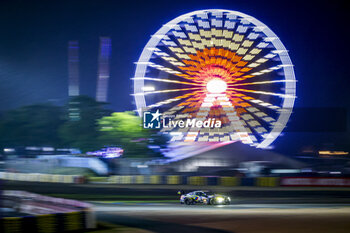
[206, 79, 227, 93]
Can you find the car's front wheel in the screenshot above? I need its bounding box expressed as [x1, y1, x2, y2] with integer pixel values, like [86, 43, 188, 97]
[210, 199, 216, 205]
[185, 199, 192, 205]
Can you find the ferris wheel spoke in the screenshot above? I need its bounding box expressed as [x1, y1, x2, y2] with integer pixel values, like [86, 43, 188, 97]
[144, 61, 200, 82]
[160, 92, 204, 116]
[226, 93, 278, 126]
[229, 79, 296, 87]
[218, 105, 265, 143]
[163, 26, 198, 57]
[246, 108, 277, 126]
[229, 62, 288, 83]
[237, 112, 269, 136]
[222, 19, 265, 60]
[167, 22, 271, 82]
[228, 109, 270, 140]
[172, 25, 203, 52]
[149, 47, 193, 75]
[228, 87, 294, 98]
[239, 37, 277, 64]
[171, 16, 259, 73]
[234, 54, 277, 82]
[145, 92, 199, 109]
[132, 77, 203, 86]
[153, 43, 192, 67]
[133, 87, 203, 96]
[195, 16, 228, 50]
[234, 57, 291, 83]
[140, 61, 182, 75]
[229, 92, 282, 110]
[159, 40, 202, 79]
[151, 47, 187, 65]
[229, 97, 278, 126]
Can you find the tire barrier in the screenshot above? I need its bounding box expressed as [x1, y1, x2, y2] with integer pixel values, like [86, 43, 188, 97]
[150, 175, 161, 184]
[167, 175, 181, 185]
[106, 175, 283, 187]
[187, 176, 207, 186]
[220, 177, 239, 186]
[108, 175, 238, 186]
[0, 190, 96, 233]
[0, 172, 85, 184]
[256, 177, 279, 187]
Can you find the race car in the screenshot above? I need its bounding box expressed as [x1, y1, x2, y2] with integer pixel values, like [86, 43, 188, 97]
[178, 190, 231, 205]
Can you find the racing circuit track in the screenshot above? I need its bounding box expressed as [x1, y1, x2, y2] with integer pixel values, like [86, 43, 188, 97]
[95, 203, 350, 233]
[3, 181, 350, 233]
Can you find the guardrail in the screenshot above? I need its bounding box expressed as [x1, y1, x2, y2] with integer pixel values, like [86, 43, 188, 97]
[0, 172, 85, 184]
[0, 172, 281, 187]
[2, 172, 349, 187]
[0, 190, 96, 233]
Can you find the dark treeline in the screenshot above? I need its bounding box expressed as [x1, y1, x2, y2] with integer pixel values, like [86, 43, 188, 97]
[0, 96, 167, 158]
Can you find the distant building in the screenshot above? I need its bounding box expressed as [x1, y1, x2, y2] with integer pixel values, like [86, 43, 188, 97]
[96, 37, 111, 103]
[160, 142, 304, 175]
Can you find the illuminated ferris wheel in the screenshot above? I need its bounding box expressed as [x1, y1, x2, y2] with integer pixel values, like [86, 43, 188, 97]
[133, 9, 296, 148]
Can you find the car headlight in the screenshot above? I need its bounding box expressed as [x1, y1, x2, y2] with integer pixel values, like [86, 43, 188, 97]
[227, 197, 231, 201]
[216, 197, 224, 203]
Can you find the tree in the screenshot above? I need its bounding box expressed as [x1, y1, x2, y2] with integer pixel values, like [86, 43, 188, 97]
[0, 104, 64, 148]
[58, 95, 111, 152]
[98, 111, 165, 158]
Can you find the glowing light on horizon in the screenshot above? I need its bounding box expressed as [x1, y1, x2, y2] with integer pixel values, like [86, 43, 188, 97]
[319, 151, 349, 155]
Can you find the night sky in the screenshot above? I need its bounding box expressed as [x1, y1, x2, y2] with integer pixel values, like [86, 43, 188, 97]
[0, 0, 349, 153]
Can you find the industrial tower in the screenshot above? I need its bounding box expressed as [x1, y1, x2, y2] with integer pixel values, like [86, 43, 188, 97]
[96, 37, 112, 102]
[68, 40, 80, 120]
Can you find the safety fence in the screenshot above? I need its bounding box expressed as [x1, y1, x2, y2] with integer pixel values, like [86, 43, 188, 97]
[106, 176, 350, 187]
[108, 175, 278, 187]
[0, 172, 85, 184]
[2, 172, 349, 187]
[0, 190, 96, 233]
[0, 172, 280, 187]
